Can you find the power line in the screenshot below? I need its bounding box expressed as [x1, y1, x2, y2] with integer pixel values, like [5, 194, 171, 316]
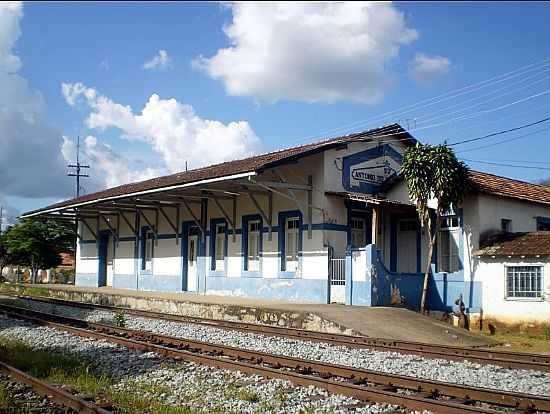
[470, 158, 550, 165]
[277, 89, 550, 153]
[284, 55, 550, 146]
[448, 115, 550, 146]
[414, 69, 550, 127]
[461, 158, 550, 170]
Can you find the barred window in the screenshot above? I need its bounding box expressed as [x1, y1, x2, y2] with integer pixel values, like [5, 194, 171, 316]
[285, 217, 300, 271]
[350, 217, 366, 248]
[214, 223, 226, 269]
[438, 215, 460, 273]
[143, 229, 154, 272]
[506, 266, 543, 298]
[247, 220, 261, 271]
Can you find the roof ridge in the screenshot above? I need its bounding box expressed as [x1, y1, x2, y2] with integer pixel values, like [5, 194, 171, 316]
[471, 169, 550, 191]
[82, 123, 405, 193]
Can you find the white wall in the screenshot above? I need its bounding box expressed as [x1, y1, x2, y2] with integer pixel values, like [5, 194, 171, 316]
[74, 151, 332, 285]
[323, 140, 409, 194]
[477, 258, 550, 323]
[463, 193, 550, 281]
[76, 221, 99, 274]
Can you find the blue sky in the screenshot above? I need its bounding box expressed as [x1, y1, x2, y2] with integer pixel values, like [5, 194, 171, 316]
[2, 1, 550, 221]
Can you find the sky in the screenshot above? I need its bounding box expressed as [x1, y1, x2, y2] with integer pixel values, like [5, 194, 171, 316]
[2, 1, 550, 226]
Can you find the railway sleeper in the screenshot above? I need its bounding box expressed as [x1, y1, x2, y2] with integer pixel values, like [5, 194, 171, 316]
[4, 304, 550, 414]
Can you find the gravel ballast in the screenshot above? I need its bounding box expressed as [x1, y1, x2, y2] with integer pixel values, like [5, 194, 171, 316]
[0, 315, 401, 414]
[15, 298, 550, 397]
[0, 373, 77, 413]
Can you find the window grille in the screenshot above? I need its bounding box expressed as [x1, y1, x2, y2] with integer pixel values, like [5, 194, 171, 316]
[285, 217, 300, 271]
[248, 220, 261, 270]
[350, 217, 367, 248]
[143, 230, 154, 271]
[506, 266, 543, 298]
[438, 215, 459, 273]
[214, 223, 226, 270]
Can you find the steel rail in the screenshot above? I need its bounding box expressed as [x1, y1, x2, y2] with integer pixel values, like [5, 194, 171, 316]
[1, 303, 548, 414]
[7, 293, 550, 372]
[0, 361, 112, 414]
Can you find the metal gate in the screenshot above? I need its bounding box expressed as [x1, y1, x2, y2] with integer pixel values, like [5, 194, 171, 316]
[329, 258, 346, 303]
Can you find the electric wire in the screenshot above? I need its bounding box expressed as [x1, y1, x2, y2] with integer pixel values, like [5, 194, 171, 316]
[461, 159, 550, 170]
[284, 56, 550, 146]
[448, 115, 550, 146]
[413, 69, 550, 127]
[456, 124, 550, 154]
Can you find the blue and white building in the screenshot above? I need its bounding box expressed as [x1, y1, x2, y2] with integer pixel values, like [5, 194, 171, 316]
[23, 124, 550, 325]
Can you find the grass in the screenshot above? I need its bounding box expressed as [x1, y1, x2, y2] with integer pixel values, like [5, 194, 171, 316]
[113, 311, 127, 327]
[0, 338, 198, 413]
[0, 384, 14, 410]
[482, 330, 550, 354]
[236, 388, 259, 403]
[0, 283, 53, 299]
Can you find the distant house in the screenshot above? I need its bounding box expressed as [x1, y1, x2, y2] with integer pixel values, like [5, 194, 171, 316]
[38, 252, 75, 283]
[20, 123, 550, 326]
[475, 232, 550, 326]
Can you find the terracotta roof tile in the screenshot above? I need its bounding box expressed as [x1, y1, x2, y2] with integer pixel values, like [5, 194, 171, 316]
[475, 231, 550, 257]
[23, 124, 414, 216]
[469, 170, 550, 206]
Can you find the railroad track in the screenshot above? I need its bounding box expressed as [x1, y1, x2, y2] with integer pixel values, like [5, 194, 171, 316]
[6, 292, 550, 373]
[0, 360, 112, 414]
[1, 303, 548, 414]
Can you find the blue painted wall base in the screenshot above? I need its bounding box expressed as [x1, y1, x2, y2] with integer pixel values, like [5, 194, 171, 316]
[138, 274, 182, 292]
[75, 273, 99, 288]
[206, 276, 328, 303]
[347, 245, 482, 312]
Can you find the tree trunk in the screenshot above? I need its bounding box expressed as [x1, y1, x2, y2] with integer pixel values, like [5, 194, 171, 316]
[420, 224, 432, 314]
[420, 215, 441, 314]
[31, 257, 37, 284]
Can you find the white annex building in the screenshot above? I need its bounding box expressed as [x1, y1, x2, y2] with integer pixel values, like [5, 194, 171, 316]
[23, 124, 550, 325]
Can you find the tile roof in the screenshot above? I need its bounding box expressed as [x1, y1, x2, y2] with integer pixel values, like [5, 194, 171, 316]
[23, 124, 414, 217]
[475, 231, 550, 257]
[468, 170, 550, 206]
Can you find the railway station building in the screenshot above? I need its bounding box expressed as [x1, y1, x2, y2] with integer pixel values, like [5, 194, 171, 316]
[22, 124, 550, 324]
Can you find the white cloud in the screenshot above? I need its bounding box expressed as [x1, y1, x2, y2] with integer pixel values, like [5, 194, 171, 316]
[61, 82, 262, 173]
[61, 136, 163, 189]
[0, 2, 72, 201]
[195, 2, 417, 104]
[409, 53, 451, 84]
[0, 1, 22, 73]
[142, 50, 172, 70]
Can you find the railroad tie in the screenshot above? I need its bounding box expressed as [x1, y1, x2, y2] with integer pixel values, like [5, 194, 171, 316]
[447, 397, 475, 405]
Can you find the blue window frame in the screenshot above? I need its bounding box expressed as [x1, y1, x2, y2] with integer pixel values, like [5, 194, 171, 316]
[140, 226, 154, 273]
[278, 210, 303, 272]
[242, 214, 263, 272]
[536, 216, 550, 231]
[210, 218, 228, 272]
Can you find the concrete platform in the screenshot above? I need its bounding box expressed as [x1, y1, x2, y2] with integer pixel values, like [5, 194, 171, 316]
[13, 284, 491, 347]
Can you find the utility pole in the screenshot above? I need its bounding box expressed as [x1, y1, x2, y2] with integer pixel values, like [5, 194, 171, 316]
[67, 136, 90, 198]
[0, 205, 3, 234]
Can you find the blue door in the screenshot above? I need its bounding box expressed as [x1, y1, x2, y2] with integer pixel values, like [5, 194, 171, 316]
[97, 232, 109, 287]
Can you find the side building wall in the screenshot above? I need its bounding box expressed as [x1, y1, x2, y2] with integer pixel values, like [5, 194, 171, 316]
[75, 153, 334, 303]
[465, 194, 550, 324]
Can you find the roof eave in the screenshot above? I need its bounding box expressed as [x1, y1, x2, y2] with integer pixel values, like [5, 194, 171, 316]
[20, 170, 257, 218]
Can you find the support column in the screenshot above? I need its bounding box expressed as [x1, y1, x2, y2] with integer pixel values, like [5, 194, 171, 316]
[371, 206, 378, 246]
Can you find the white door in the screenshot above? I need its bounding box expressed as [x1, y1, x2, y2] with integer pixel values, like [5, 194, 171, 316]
[106, 237, 114, 287]
[187, 235, 198, 291]
[397, 220, 417, 273]
[330, 258, 346, 303]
